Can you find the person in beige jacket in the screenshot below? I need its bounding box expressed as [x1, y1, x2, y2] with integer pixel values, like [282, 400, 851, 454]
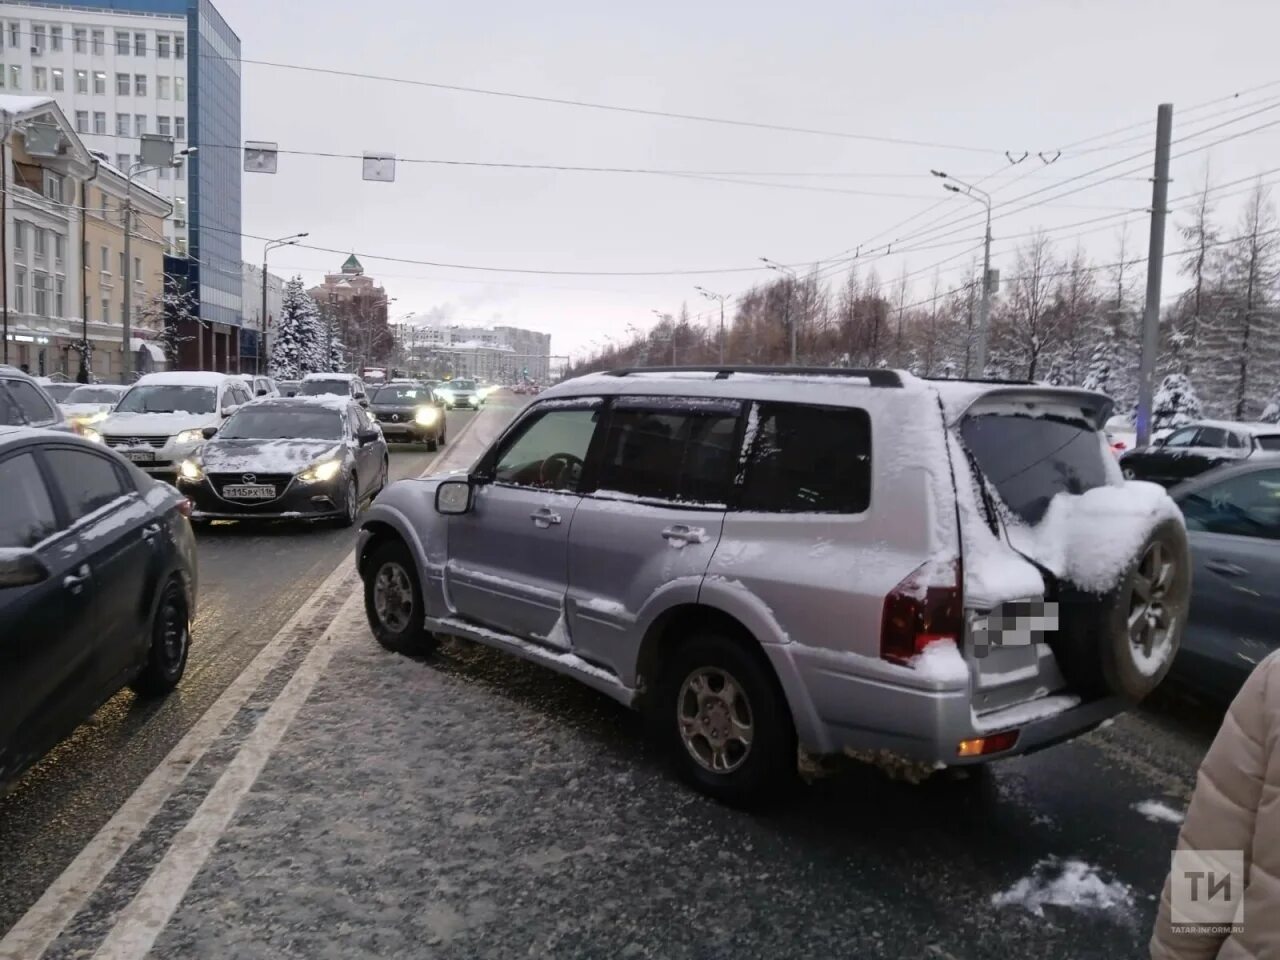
[1151, 650, 1280, 959]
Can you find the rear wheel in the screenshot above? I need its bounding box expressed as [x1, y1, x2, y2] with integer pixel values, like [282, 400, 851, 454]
[131, 579, 190, 696]
[653, 633, 795, 807]
[364, 539, 437, 654]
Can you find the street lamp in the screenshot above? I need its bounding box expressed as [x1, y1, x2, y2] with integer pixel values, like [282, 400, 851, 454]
[261, 231, 309, 374]
[123, 143, 195, 380]
[760, 258, 799, 363]
[932, 169, 992, 376]
[694, 286, 728, 364]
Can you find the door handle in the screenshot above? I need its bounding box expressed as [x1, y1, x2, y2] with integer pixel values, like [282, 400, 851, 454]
[530, 508, 562, 528]
[662, 524, 708, 547]
[141, 522, 162, 543]
[63, 564, 90, 595]
[1206, 559, 1249, 577]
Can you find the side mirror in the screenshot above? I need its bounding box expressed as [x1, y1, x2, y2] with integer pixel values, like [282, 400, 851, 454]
[357, 428, 380, 446]
[0, 549, 50, 588]
[201, 425, 219, 440]
[435, 478, 473, 515]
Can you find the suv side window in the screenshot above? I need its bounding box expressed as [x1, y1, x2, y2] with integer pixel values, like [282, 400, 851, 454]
[44, 447, 130, 522]
[1194, 426, 1228, 448]
[739, 402, 872, 514]
[1164, 427, 1199, 448]
[3, 379, 58, 425]
[493, 406, 600, 492]
[0, 452, 59, 547]
[595, 399, 740, 504]
[1180, 470, 1280, 540]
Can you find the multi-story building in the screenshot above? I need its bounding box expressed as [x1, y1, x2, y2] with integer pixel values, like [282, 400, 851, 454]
[402, 319, 552, 382]
[494, 324, 551, 382]
[308, 255, 391, 370]
[0, 0, 243, 368]
[2, 95, 166, 379]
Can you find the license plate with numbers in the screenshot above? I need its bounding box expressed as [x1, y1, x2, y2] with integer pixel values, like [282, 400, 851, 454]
[222, 484, 276, 499]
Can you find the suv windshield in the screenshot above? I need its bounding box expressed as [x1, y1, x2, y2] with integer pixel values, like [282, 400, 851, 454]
[114, 384, 217, 415]
[66, 386, 123, 403]
[449, 380, 476, 391]
[219, 408, 345, 440]
[373, 386, 433, 404]
[300, 379, 349, 397]
[961, 413, 1111, 525]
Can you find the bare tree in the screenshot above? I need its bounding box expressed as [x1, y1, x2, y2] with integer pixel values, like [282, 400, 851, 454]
[1001, 232, 1060, 381]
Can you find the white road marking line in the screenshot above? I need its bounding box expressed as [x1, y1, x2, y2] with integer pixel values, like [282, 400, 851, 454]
[91, 593, 363, 960]
[0, 558, 358, 960]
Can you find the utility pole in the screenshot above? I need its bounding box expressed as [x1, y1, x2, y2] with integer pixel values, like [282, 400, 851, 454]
[1136, 103, 1173, 448]
[932, 171, 992, 374]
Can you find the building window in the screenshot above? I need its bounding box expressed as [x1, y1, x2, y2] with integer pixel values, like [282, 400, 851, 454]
[134, 74, 146, 96]
[93, 70, 105, 94]
[75, 69, 87, 93]
[115, 152, 129, 170]
[102, 298, 110, 324]
[100, 246, 109, 272]
[34, 272, 48, 317]
[45, 171, 62, 204]
[156, 34, 170, 59]
[115, 31, 129, 56]
[51, 67, 63, 91]
[174, 34, 184, 59]
[134, 257, 141, 279]
[74, 27, 85, 53]
[174, 115, 185, 140]
[134, 32, 145, 57]
[7, 23, 18, 48]
[156, 115, 170, 136]
[75, 110, 88, 133]
[174, 76, 184, 102]
[116, 72, 129, 95]
[0, 65, 5, 90]
[33, 67, 47, 91]
[157, 76, 170, 99]
[135, 114, 146, 134]
[99, 190, 108, 216]
[15, 267, 26, 313]
[32, 25, 46, 52]
[8, 65, 19, 90]
[93, 111, 106, 135]
[13, 221, 24, 253]
[158, 164, 169, 180]
[33, 228, 46, 260]
[54, 232, 65, 263]
[54, 276, 64, 317]
[50, 26, 62, 52]
[115, 113, 129, 136]
[92, 29, 104, 56]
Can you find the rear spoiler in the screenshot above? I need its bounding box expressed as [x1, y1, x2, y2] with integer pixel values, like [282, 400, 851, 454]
[948, 386, 1114, 432]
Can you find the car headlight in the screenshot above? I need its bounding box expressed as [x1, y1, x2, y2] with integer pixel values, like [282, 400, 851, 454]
[414, 406, 439, 426]
[81, 426, 103, 444]
[178, 459, 204, 481]
[298, 458, 343, 483]
[174, 428, 205, 445]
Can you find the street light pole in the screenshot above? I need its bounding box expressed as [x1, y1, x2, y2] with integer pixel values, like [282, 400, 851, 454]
[694, 285, 728, 364]
[932, 170, 992, 376]
[261, 232, 308, 375]
[760, 258, 798, 363]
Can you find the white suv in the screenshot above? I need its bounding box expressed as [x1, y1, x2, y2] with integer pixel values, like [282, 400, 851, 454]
[357, 367, 1191, 805]
[97, 372, 253, 477]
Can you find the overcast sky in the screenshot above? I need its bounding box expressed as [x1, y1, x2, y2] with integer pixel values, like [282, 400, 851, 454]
[218, 0, 1280, 359]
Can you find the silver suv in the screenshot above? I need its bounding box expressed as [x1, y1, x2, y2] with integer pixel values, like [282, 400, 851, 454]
[358, 367, 1191, 804]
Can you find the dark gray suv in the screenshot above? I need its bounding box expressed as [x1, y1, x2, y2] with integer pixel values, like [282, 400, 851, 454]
[357, 367, 1192, 805]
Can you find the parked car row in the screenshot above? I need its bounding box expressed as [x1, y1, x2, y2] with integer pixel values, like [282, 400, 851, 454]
[1119, 419, 1280, 486]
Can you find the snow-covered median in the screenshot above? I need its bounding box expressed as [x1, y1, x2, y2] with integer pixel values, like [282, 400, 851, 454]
[991, 857, 1134, 917]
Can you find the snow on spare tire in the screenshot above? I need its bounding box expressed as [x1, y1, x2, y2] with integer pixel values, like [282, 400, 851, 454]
[1003, 481, 1191, 702]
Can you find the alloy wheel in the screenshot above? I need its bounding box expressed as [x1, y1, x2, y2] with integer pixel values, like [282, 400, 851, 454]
[1128, 540, 1176, 662]
[373, 561, 414, 633]
[677, 667, 754, 774]
[158, 587, 189, 677]
[345, 477, 358, 523]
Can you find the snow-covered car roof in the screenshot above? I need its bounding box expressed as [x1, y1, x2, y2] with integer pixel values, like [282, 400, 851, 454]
[1184, 419, 1280, 436]
[132, 371, 238, 387]
[245, 395, 354, 412]
[301, 372, 360, 382]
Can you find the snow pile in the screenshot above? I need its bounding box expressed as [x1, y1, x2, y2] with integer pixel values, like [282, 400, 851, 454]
[991, 858, 1134, 917]
[1134, 800, 1185, 824]
[1005, 481, 1182, 595]
[971, 694, 1080, 733]
[911, 639, 969, 683]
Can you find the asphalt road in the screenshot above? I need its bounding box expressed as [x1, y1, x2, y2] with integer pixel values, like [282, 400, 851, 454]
[0, 406, 477, 935]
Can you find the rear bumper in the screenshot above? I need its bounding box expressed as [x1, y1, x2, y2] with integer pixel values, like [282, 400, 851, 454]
[763, 642, 1124, 766]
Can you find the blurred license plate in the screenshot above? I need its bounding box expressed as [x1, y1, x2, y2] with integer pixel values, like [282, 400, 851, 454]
[223, 484, 275, 499]
[125, 451, 155, 462]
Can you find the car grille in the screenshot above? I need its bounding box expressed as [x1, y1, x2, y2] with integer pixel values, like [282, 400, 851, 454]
[104, 435, 168, 448]
[375, 411, 412, 423]
[208, 473, 296, 501]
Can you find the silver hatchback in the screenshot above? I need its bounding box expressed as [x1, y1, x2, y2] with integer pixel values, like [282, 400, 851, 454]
[358, 367, 1191, 805]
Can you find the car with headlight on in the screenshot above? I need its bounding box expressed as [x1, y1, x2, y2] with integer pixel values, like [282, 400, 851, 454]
[367, 383, 446, 449]
[176, 396, 389, 527]
[97, 372, 254, 479]
[59, 384, 129, 430]
[435, 378, 481, 410]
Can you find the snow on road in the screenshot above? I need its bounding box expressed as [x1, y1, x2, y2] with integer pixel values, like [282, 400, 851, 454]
[1134, 799, 1185, 824]
[992, 858, 1135, 918]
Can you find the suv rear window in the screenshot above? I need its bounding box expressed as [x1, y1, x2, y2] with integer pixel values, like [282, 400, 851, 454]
[738, 402, 872, 513]
[961, 414, 1110, 525]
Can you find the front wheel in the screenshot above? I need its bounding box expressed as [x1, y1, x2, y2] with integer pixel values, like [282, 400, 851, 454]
[131, 578, 191, 696]
[363, 539, 437, 654]
[653, 633, 795, 807]
[335, 474, 359, 528]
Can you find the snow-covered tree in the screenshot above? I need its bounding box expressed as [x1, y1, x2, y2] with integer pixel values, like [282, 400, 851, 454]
[1261, 387, 1280, 423]
[140, 284, 201, 366]
[326, 323, 345, 373]
[1172, 165, 1221, 377]
[270, 277, 326, 379]
[1151, 373, 1204, 432]
[1082, 321, 1121, 398]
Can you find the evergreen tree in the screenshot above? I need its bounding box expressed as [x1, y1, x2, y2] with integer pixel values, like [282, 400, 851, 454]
[270, 277, 325, 378]
[1151, 373, 1204, 431]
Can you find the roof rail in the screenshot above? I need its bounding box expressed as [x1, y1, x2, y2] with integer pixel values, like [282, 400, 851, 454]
[922, 375, 1036, 386]
[602, 365, 903, 387]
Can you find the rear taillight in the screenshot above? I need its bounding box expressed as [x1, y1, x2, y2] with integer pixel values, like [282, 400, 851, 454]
[880, 559, 963, 665]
